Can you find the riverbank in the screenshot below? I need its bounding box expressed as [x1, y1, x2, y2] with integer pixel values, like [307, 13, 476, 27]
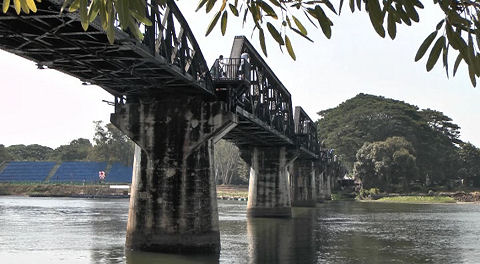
[0, 183, 249, 200]
[372, 196, 457, 203]
[358, 192, 480, 203]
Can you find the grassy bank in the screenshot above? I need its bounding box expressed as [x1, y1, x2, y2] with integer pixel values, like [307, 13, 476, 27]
[373, 196, 457, 203]
[0, 183, 249, 199]
[0, 183, 127, 197]
[216, 185, 248, 199]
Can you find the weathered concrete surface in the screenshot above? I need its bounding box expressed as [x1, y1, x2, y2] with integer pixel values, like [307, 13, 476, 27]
[290, 159, 316, 207]
[315, 161, 332, 201]
[111, 95, 235, 254]
[245, 147, 292, 217]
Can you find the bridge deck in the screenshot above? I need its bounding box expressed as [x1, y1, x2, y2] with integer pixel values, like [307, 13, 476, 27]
[0, 0, 212, 97]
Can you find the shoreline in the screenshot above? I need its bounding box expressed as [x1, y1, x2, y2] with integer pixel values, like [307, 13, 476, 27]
[0, 183, 249, 201]
[357, 192, 480, 204]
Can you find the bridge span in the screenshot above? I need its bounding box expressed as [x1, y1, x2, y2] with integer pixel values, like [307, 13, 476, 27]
[0, 0, 336, 254]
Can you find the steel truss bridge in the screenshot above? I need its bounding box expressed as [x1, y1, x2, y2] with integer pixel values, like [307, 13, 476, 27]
[0, 0, 322, 158]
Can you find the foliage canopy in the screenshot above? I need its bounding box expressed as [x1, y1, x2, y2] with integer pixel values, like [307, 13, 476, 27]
[317, 93, 465, 188]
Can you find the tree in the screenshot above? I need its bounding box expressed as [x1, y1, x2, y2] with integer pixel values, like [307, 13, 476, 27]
[5, 144, 54, 161]
[49, 138, 93, 161]
[353, 136, 418, 192]
[0, 144, 12, 162]
[420, 108, 461, 144]
[457, 142, 480, 187]
[2, 0, 480, 86]
[214, 140, 248, 185]
[317, 93, 461, 186]
[88, 121, 135, 165]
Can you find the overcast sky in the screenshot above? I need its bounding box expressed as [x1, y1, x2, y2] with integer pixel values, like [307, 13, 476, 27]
[1, 2, 479, 148]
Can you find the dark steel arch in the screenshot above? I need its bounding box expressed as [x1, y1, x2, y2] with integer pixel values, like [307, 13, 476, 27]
[0, 0, 214, 97]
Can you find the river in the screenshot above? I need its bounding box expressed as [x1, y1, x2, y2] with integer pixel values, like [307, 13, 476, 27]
[0, 196, 479, 264]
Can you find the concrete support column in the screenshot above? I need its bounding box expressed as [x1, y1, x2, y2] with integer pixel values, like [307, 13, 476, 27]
[290, 159, 316, 207]
[246, 146, 291, 217]
[314, 161, 326, 202]
[111, 96, 233, 254]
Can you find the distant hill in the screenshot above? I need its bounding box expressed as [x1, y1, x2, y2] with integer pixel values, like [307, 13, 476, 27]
[317, 93, 478, 188]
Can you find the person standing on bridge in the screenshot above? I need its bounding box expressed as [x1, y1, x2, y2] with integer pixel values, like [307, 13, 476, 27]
[239, 52, 250, 80]
[211, 55, 226, 79]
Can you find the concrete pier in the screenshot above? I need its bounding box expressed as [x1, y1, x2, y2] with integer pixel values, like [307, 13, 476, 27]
[315, 161, 332, 201]
[291, 159, 316, 207]
[111, 96, 234, 254]
[245, 146, 292, 218]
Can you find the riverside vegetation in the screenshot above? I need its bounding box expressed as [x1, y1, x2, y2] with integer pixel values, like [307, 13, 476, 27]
[2, 94, 480, 203]
[318, 94, 480, 196]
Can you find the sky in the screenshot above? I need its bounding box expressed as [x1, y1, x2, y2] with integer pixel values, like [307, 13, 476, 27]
[0, 2, 479, 149]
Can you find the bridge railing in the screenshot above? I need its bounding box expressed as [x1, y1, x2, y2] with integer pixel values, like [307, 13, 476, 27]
[294, 106, 319, 155]
[210, 58, 245, 81]
[140, 0, 214, 94]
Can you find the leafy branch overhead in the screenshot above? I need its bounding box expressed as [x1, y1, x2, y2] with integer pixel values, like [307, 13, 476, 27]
[2, 0, 480, 86]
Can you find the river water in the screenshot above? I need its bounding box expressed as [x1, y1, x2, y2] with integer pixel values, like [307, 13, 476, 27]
[1, 197, 480, 264]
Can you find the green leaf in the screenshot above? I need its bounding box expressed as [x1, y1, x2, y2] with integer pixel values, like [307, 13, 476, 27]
[60, 0, 73, 13]
[387, 12, 396, 39]
[258, 1, 277, 19]
[229, 3, 239, 16]
[313, 6, 332, 39]
[395, 3, 411, 26]
[221, 10, 227, 35]
[268, 0, 282, 8]
[80, 0, 88, 31]
[292, 15, 307, 35]
[285, 35, 296, 60]
[249, 3, 261, 27]
[267, 22, 284, 45]
[68, 0, 80, 12]
[20, 0, 29, 13]
[436, 19, 444, 31]
[196, 0, 208, 12]
[404, 2, 419, 23]
[13, 0, 20, 14]
[106, 0, 115, 44]
[453, 53, 462, 77]
[367, 0, 385, 38]
[291, 28, 313, 42]
[87, 0, 99, 23]
[323, 0, 337, 15]
[99, 0, 107, 29]
[206, 0, 217, 13]
[467, 34, 480, 77]
[339, 0, 344, 15]
[259, 28, 267, 56]
[443, 44, 449, 78]
[205, 11, 221, 36]
[426, 36, 445, 72]
[3, 0, 11, 13]
[468, 64, 477, 87]
[415, 31, 437, 62]
[26, 0, 36, 13]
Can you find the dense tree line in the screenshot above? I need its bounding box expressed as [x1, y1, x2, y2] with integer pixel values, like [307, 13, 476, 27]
[318, 93, 480, 191]
[0, 121, 134, 166]
[0, 122, 249, 185]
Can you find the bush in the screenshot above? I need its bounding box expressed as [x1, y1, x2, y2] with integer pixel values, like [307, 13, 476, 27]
[358, 188, 381, 200]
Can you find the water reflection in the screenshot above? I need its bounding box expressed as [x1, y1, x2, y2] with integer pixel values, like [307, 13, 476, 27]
[1, 197, 480, 264]
[125, 251, 218, 264]
[315, 201, 472, 264]
[247, 207, 317, 264]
